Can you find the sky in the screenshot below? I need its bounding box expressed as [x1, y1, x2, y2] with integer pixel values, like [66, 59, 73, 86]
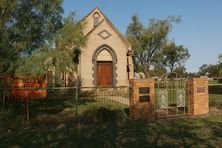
[63, 0, 222, 72]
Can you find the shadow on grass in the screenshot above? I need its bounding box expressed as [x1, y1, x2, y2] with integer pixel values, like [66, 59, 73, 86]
[1, 99, 222, 147]
[0, 98, 98, 130]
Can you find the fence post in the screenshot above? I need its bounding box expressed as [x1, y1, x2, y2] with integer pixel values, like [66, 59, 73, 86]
[75, 80, 78, 128]
[1, 89, 5, 131]
[129, 79, 155, 120]
[26, 99, 30, 123]
[188, 77, 209, 116]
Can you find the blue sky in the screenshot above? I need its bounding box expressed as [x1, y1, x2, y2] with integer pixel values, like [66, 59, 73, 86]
[63, 0, 222, 72]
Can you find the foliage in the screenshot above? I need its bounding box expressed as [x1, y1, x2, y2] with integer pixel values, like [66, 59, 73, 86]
[161, 42, 190, 72]
[15, 13, 86, 78]
[199, 58, 222, 78]
[218, 54, 222, 64]
[126, 15, 144, 71]
[185, 72, 200, 78]
[0, 0, 18, 74]
[199, 64, 209, 76]
[15, 47, 75, 78]
[126, 15, 189, 77]
[173, 66, 187, 76]
[0, 0, 64, 74]
[207, 65, 220, 77]
[55, 12, 86, 53]
[149, 65, 167, 77]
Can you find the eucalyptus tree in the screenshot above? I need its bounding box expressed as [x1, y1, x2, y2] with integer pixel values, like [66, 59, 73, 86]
[126, 15, 144, 72]
[126, 15, 181, 77]
[173, 66, 187, 77]
[161, 42, 190, 73]
[199, 64, 210, 76]
[15, 13, 86, 79]
[0, 0, 64, 74]
[149, 65, 167, 77]
[199, 54, 222, 77]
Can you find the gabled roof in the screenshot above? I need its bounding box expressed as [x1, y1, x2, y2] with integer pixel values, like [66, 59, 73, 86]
[81, 7, 131, 47]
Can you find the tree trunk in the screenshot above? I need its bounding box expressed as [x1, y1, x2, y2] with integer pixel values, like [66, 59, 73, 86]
[144, 64, 150, 78]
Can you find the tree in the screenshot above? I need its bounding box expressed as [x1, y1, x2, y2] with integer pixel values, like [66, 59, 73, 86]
[0, 0, 64, 74]
[208, 65, 220, 77]
[0, 0, 18, 74]
[199, 54, 222, 78]
[126, 15, 181, 77]
[161, 42, 190, 72]
[126, 15, 144, 72]
[173, 66, 186, 76]
[199, 64, 220, 78]
[217, 54, 222, 77]
[199, 64, 209, 76]
[149, 65, 167, 77]
[54, 12, 86, 63]
[15, 13, 86, 79]
[186, 72, 200, 78]
[218, 54, 222, 64]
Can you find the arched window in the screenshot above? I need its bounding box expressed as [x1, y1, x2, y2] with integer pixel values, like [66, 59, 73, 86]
[97, 49, 112, 61]
[93, 12, 100, 27]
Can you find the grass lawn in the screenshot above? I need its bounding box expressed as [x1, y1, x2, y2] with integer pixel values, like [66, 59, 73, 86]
[209, 94, 222, 102]
[0, 97, 222, 147]
[209, 94, 222, 109]
[208, 80, 222, 85]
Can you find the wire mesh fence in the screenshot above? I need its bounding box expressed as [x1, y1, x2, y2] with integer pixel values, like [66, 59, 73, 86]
[2, 81, 221, 131]
[0, 86, 129, 131]
[209, 85, 222, 109]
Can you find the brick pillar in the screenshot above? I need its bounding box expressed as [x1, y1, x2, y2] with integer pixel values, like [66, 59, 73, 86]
[188, 78, 209, 115]
[129, 79, 155, 120]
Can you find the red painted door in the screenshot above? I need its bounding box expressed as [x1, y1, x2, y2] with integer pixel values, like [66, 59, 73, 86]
[97, 61, 113, 87]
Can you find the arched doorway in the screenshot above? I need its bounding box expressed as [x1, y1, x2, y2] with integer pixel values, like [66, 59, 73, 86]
[92, 45, 117, 87]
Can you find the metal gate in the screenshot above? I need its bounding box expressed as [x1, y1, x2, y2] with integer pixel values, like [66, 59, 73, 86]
[156, 72, 189, 118]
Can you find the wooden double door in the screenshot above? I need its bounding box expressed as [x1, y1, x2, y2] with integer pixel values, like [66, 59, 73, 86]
[96, 61, 113, 87]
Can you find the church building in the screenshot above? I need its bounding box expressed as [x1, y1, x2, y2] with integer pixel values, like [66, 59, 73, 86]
[79, 7, 134, 87]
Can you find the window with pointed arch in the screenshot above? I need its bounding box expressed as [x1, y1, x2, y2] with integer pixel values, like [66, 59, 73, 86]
[93, 12, 100, 27]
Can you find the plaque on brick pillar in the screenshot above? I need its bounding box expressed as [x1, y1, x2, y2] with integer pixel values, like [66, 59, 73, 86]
[139, 95, 150, 102]
[197, 86, 206, 94]
[139, 87, 150, 94]
[129, 79, 155, 120]
[138, 87, 150, 102]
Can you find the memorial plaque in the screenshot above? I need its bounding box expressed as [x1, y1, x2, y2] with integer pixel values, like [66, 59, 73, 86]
[197, 87, 206, 93]
[139, 87, 150, 94]
[139, 95, 150, 102]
